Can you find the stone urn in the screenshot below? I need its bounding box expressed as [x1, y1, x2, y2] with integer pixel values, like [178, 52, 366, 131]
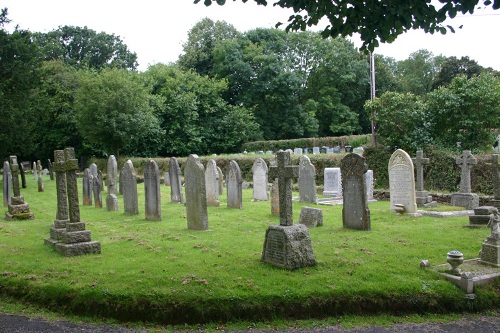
[447, 250, 464, 275]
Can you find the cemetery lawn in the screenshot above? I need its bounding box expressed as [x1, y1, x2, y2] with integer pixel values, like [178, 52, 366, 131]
[1, 177, 499, 326]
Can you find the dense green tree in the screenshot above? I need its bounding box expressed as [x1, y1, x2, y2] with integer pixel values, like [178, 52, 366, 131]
[197, 0, 499, 52]
[395, 49, 445, 95]
[431, 56, 484, 89]
[373, 54, 399, 96]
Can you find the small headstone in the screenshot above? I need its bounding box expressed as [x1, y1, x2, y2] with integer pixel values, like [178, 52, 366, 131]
[163, 171, 170, 186]
[185, 154, 208, 230]
[333, 146, 341, 154]
[303, 148, 310, 154]
[144, 160, 161, 220]
[312, 147, 320, 155]
[47, 159, 54, 180]
[488, 154, 500, 209]
[205, 159, 220, 207]
[227, 160, 243, 209]
[89, 163, 98, 179]
[299, 207, 323, 227]
[257, 150, 264, 155]
[345, 145, 353, 153]
[37, 160, 44, 192]
[252, 158, 269, 201]
[323, 168, 342, 197]
[480, 208, 500, 266]
[365, 170, 375, 202]
[92, 174, 102, 208]
[320, 146, 328, 154]
[341, 153, 370, 230]
[82, 168, 92, 206]
[122, 160, 139, 215]
[412, 150, 436, 207]
[19, 162, 26, 189]
[169, 157, 184, 204]
[45, 150, 68, 247]
[5, 156, 35, 220]
[3, 161, 11, 207]
[298, 155, 317, 204]
[270, 178, 279, 216]
[294, 148, 303, 155]
[451, 150, 479, 209]
[266, 150, 273, 155]
[105, 155, 118, 211]
[217, 166, 224, 195]
[388, 149, 418, 215]
[327, 148, 334, 154]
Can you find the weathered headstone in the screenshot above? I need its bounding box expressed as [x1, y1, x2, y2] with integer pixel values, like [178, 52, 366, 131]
[227, 160, 243, 209]
[163, 171, 170, 186]
[82, 168, 92, 206]
[488, 154, 500, 209]
[122, 160, 139, 215]
[323, 168, 342, 197]
[92, 173, 102, 208]
[89, 163, 98, 179]
[5, 156, 35, 220]
[412, 150, 436, 207]
[365, 170, 375, 202]
[169, 157, 184, 204]
[341, 153, 370, 230]
[312, 147, 320, 155]
[19, 162, 26, 189]
[205, 159, 220, 207]
[320, 146, 328, 154]
[45, 150, 69, 246]
[252, 158, 269, 201]
[333, 146, 341, 154]
[299, 207, 323, 227]
[3, 161, 11, 207]
[185, 154, 208, 230]
[217, 166, 224, 195]
[262, 151, 316, 269]
[119, 170, 123, 195]
[298, 155, 317, 204]
[37, 160, 44, 192]
[270, 178, 280, 216]
[105, 155, 118, 211]
[144, 160, 161, 220]
[480, 208, 500, 267]
[388, 149, 418, 214]
[47, 159, 54, 181]
[54, 147, 101, 256]
[451, 150, 479, 209]
[294, 148, 303, 155]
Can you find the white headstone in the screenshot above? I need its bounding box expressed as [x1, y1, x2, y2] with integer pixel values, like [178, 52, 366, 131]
[252, 158, 269, 201]
[388, 149, 417, 214]
[298, 155, 317, 204]
[323, 167, 342, 197]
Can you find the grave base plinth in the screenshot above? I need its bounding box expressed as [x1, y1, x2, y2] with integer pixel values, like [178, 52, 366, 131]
[469, 206, 497, 226]
[451, 192, 479, 209]
[489, 200, 500, 209]
[416, 191, 437, 208]
[5, 196, 35, 220]
[262, 224, 316, 270]
[55, 241, 101, 257]
[480, 236, 500, 267]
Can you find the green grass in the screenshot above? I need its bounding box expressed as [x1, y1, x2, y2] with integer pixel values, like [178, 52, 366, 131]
[1, 175, 499, 327]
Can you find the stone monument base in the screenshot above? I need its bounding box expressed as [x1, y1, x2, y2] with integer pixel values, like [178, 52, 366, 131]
[55, 241, 101, 257]
[416, 190, 437, 208]
[106, 194, 119, 211]
[480, 236, 500, 267]
[451, 192, 479, 209]
[469, 206, 497, 226]
[490, 199, 500, 210]
[44, 219, 69, 248]
[5, 196, 35, 220]
[262, 224, 316, 269]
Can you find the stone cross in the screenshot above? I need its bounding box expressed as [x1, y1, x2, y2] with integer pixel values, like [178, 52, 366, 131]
[456, 150, 477, 193]
[64, 147, 80, 223]
[9, 156, 20, 197]
[54, 150, 69, 221]
[412, 150, 429, 192]
[488, 154, 500, 199]
[269, 151, 299, 226]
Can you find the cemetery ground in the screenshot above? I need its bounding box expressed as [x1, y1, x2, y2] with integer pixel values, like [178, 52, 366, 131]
[1, 177, 500, 330]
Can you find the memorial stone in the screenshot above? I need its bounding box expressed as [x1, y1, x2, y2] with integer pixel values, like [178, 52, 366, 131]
[19, 162, 26, 189]
[227, 160, 243, 209]
[341, 153, 370, 230]
[3, 161, 11, 207]
[82, 168, 92, 206]
[320, 146, 328, 154]
[345, 145, 353, 153]
[488, 154, 500, 209]
[451, 150, 479, 209]
[412, 150, 436, 207]
[494, 134, 500, 151]
[327, 148, 334, 154]
[164, 171, 170, 186]
[47, 159, 54, 180]
[252, 158, 269, 201]
[37, 160, 44, 192]
[469, 206, 497, 226]
[298, 155, 317, 204]
[312, 147, 320, 155]
[105, 155, 118, 211]
[92, 174, 102, 208]
[270, 178, 280, 216]
[294, 148, 303, 155]
[144, 160, 161, 220]
[333, 146, 341, 154]
[323, 168, 342, 197]
[365, 169, 375, 201]
[185, 154, 208, 230]
[122, 160, 139, 215]
[266, 150, 273, 155]
[205, 159, 220, 207]
[169, 157, 184, 204]
[299, 207, 323, 227]
[353, 147, 364, 155]
[388, 149, 418, 214]
[480, 208, 500, 266]
[217, 166, 224, 195]
[5, 156, 35, 220]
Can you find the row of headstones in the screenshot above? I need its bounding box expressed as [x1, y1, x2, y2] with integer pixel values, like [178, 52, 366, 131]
[251, 146, 364, 155]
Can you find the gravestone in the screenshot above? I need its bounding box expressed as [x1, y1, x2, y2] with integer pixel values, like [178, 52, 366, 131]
[298, 155, 317, 204]
[3, 161, 11, 207]
[47, 159, 54, 181]
[252, 158, 269, 201]
[333, 146, 341, 154]
[312, 147, 320, 155]
[469, 206, 497, 226]
[144, 160, 161, 220]
[451, 150, 479, 209]
[89, 163, 99, 205]
[217, 166, 224, 195]
[54, 147, 101, 256]
[488, 154, 500, 209]
[33, 162, 37, 180]
[105, 155, 118, 211]
[37, 160, 44, 192]
[227, 160, 243, 209]
[119, 170, 123, 195]
[266, 150, 273, 155]
[320, 146, 328, 154]
[327, 148, 334, 154]
[480, 208, 500, 267]
[19, 162, 26, 189]
[341, 153, 370, 230]
[122, 160, 139, 215]
[412, 150, 436, 207]
[164, 171, 170, 186]
[345, 145, 353, 153]
[92, 174, 102, 208]
[299, 207, 323, 227]
[364, 170, 375, 202]
[185, 154, 208, 230]
[271, 178, 280, 216]
[294, 148, 303, 155]
[205, 159, 220, 207]
[169, 157, 184, 204]
[45, 150, 69, 247]
[388, 149, 418, 214]
[82, 168, 92, 206]
[262, 151, 316, 269]
[5, 156, 35, 220]
[323, 168, 342, 198]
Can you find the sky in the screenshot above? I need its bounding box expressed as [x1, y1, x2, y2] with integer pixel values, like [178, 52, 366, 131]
[3, 0, 500, 71]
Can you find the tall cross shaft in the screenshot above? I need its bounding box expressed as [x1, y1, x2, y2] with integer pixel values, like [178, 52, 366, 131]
[412, 150, 429, 192]
[456, 150, 477, 193]
[64, 147, 80, 223]
[488, 154, 500, 199]
[269, 152, 299, 226]
[9, 156, 20, 198]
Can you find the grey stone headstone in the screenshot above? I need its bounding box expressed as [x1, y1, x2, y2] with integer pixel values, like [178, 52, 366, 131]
[342, 153, 370, 230]
[144, 160, 161, 220]
[185, 154, 208, 230]
[412, 150, 435, 207]
[270, 178, 279, 216]
[252, 158, 269, 201]
[163, 171, 170, 186]
[388, 149, 417, 214]
[47, 159, 54, 181]
[298, 155, 317, 204]
[92, 173, 102, 208]
[266, 151, 273, 155]
[227, 160, 243, 209]
[494, 134, 500, 151]
[45, 150, 68, 247]
[312, 147, 320, 155]
[299, 207, 323, 227]
[345, 145, 353, 153]
[217, 166, 224, 195]
[19, 161, 26, 189]
[323, 167, 342, 197]
[285, 149, 293, 155]
[3, 161, 11, 207]
[327, 148, 334, 154]
[122, 160, 139, 215]
[451, 150, 479, 209]
[333, 146, 341, 154]
[294, 148, 303, 155]
[365, 169, 374, 201]
[205, 159, 220, 207]
[169, 157, 184, 204]
[106, 155, 118, 211]
[82, 168, 92, 206]
[320, 146, 328, 154]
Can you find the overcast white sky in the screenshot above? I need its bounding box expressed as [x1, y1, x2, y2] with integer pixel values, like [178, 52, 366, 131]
[3, 0, 499, 71]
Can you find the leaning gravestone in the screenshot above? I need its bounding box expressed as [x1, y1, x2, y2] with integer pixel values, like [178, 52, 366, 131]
[122, 160, 139, 215]
[341, 153, 370, 230]
[144, 160, 161, 220]
[262, 151, 316, 269]
[169, 157, 184, 204]
[298, 155, 317, 204]
[105, 155, 119, 211]
[185, 154, 208, 230]
[82, 168, 92, 206]
[412, 150, 436, 207]
[227, 160, 243, 209]
[488, 154, 500, 209]
[388, 149, 418, 214]
[5, 156, 34, 220]
[45, 150, 69, 247]
[451, 150, 479, 209]
[205, 159, 220, 207]
[3, 161, 11, 207]
[252, 158, 269, 201]
[54, 147, 101, 256]
[323, 168, 342, 198]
